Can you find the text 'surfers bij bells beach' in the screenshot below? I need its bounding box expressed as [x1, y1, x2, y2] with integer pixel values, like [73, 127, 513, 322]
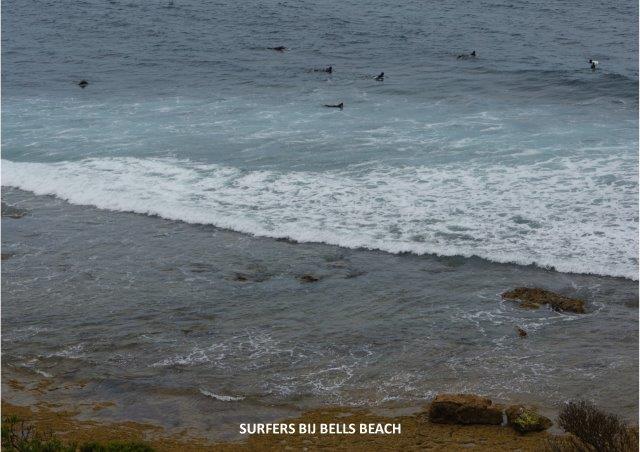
[1, 0, 638, 450]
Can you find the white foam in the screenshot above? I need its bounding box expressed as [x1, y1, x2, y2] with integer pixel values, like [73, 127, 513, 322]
[151, 348, 210, 367]
[46, 344, 86, 359]
[199, 388, 244, 401]
[2, 156, 637, 279]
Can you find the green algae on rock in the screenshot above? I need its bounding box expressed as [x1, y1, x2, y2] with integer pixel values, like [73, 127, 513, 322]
[505, 405, 553, 434]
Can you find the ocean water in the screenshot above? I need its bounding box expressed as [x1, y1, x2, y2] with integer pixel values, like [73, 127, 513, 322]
[2, 0, 639, 439]
[2, 187, 638, 438]
[2, 0, 638, 278]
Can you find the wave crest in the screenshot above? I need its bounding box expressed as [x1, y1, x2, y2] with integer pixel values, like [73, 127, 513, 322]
[2, 157, 637, 279]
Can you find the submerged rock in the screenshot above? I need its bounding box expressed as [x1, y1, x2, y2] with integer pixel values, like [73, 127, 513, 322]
[502, 287, 586, 313]
[505, 405, 552, 434]
[189, 262, 216, 273]
[231, 271, 271, 283]
[345, 270, 366, 279]
[1, 202, 27, 219]
[516, 326, 528, 338]
[428, 394, 503, 425]
[299, 274, 319, 283]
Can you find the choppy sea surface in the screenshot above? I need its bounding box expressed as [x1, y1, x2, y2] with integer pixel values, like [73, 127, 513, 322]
[2, 0, 638, 439]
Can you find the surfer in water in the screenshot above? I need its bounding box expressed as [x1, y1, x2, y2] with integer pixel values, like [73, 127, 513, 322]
[457, 50, 476, 59]
[589, 59, 598, 70]
[270, 46, 287, 52]
[78, 80, 89, 88]
[375, 72, 384, 81]
[313, 66, 332, 73]
[324, 102, 344, 109]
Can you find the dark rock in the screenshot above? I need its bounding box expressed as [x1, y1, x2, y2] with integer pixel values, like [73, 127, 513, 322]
[345, 270, 366, 279]
[1, 202, 27, 219]
[189, 262, 216, 273]
[502, 287, 586, 313]
[275, 237, 298, 244]
[299, 274, 319, 283]
[231, 273, 270, 283]
[505, 405, 552, 434]
[428, 394, 503, 425]
[1, 253, 13, 261]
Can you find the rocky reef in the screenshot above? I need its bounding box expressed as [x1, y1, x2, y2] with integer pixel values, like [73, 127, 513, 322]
[428, 394, 503, 425]
[1, 202, 27, 219]
[502, 287, 586, 313]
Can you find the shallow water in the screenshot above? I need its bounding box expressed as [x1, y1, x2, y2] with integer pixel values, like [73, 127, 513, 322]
[2, 188, 637, 439]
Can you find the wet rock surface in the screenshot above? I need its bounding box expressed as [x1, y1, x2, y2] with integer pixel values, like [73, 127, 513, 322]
[299, 274, 319, 283]
[502, 287, 586, 313]
[2, 202, 27, 219]
[428, 394, 503, 425]
[505, 405, 553, 434]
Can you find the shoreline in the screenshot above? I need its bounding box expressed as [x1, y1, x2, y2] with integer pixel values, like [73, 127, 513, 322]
[1, 398, 557, 451]
[4, 373, 638, 451]
[1, 370, 638, 452]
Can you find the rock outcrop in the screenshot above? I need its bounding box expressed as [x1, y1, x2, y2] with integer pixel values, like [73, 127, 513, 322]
[428, 394, 503, 425]
[1, 202, 27, 219]
[502, 287, 585, 313]
[505, 405, 552, 434]
[299, 274, 319, 283]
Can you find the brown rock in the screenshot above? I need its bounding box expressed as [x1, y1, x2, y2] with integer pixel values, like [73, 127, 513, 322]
[299, 274, 319, 283]
[429, 394, 503, 425]
[505, 404, 526, 422]
[549, 298, 585, 313]
[502, 287, 585, 313]
[516, 327, 527, 338]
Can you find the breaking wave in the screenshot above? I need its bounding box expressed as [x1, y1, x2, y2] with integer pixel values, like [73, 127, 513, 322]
[2, 156, 637, 279]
